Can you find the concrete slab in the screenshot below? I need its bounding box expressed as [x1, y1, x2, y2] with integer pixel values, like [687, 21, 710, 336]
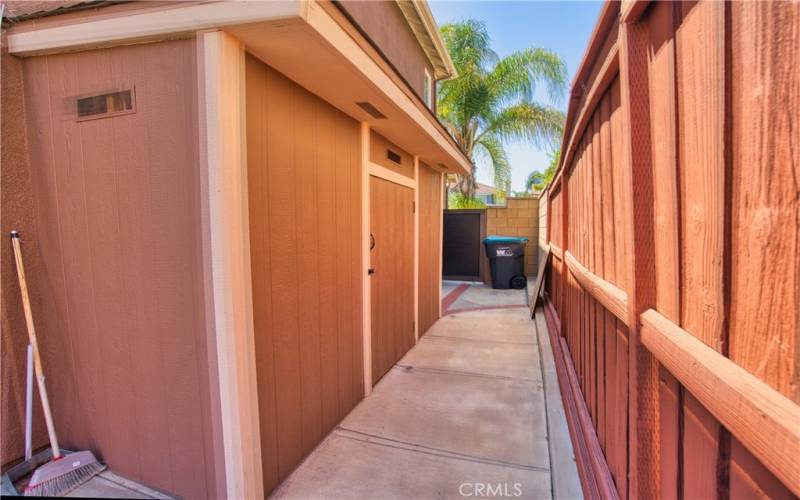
[271, 287, 578, 499]
[402, 335, 541, 381]
[271, 431, 551, 500]
[534, 310, 583, 499]
[341, 367, 549, 470]
[442, 282, 458, 292]
[430, 308, 536, 344]
[448, 284, 526, 311]
[66, 471, 171, 499]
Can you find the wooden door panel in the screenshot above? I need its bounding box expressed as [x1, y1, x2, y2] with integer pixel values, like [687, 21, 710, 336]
[370, 176, 415, 384]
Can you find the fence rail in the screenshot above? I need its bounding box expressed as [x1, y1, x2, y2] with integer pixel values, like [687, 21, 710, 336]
[542, 1, 799, 498]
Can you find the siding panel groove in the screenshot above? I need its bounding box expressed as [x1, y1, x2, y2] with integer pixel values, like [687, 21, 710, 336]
[20, 39, 213, 498]
[245, 54, 363, 495]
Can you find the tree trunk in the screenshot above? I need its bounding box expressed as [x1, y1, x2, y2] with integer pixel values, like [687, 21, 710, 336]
[456, 169, 478, 198]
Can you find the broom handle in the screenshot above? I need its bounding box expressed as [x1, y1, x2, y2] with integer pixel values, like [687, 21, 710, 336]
[25, 344, 34, 461]
[10, 232, 61, 459]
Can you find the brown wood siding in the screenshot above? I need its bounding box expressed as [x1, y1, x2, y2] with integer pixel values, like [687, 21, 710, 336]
[338, 0, 434, 99]
[369, 130, 415, 178]
[544, 1, 799, 497]
[245, 54, 364, 495]
[417, 163, 442, 335]
[369, 176, 415, 384]
[16, 39, 217, 498]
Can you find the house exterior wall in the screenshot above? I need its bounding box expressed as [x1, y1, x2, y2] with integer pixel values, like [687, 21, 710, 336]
[244, 53, 365, 495]
[369, 130, 414, 178]
[0, 37, 45, 468]
[486, 197, 540, 276]
[2, 2, 456, 496]
[5, 38, 221, 499]
[337, 0, 434, 101]
[417, 162, 443, 335]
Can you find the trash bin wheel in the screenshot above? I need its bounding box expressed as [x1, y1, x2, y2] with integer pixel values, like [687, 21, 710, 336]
[510, 275, 527, 290]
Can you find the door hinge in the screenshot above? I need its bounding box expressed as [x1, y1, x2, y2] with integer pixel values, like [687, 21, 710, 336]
[412, 201, 416, 213]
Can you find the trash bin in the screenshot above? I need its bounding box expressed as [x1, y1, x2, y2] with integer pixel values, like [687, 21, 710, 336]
[483, 236, 528, 289]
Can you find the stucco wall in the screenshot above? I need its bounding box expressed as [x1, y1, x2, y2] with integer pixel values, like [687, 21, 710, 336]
[1, 36, 50, 469]
[338, 0, 434, 100]
[486, 197, 540, 276]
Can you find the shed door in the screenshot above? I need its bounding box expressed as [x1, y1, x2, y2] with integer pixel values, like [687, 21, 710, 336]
[369, 176, 415, 384]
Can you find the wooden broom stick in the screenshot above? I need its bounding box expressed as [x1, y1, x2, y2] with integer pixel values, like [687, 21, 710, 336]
[10, 231, 61, 459]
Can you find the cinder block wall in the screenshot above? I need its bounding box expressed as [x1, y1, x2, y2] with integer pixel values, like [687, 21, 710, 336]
[486, 196, 539, 276]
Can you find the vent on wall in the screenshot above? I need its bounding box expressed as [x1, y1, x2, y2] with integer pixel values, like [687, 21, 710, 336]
[77, 89, 134, 120]
[387, 149, 402, 165]
[356, 101, 387, 119]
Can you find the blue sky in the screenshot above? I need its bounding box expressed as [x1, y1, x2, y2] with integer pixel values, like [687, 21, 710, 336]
[429, 1, 603, 192]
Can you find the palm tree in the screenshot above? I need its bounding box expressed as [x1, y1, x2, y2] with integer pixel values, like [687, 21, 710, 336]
[438, 20, 567, 198]
[525, 171, 546, 192]
[525, 148, 560, 192]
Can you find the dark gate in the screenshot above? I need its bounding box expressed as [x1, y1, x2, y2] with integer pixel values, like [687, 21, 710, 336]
[442, 209, 487, 281]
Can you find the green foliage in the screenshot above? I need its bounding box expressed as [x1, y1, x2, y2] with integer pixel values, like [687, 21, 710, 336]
[438, 20, 567, 197]
[525, 148, 561, 192]
[448, 192, 487, 209]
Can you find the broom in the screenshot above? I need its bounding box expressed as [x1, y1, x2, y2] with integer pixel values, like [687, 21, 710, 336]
[10, 231, 106, 496]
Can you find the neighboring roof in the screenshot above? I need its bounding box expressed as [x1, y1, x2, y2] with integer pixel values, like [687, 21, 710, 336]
[394, 0, 456, 81]
[1, 0, 110, 22]
[475, 182, 497, 195]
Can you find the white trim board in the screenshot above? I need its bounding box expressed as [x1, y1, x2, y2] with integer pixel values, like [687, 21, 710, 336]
[360, 123, 373, 396]
[196, 30, 263, 500]
[413, 156, 420, 343]
[7, 1, 301, 55]
[367, 162, 417, 190]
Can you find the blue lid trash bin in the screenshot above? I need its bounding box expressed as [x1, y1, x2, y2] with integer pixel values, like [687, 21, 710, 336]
[483, 236, 528, 289]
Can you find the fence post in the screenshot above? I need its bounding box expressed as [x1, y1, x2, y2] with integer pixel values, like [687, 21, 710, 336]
[618, 18, 659, 500]
[560, 174, 570, 337]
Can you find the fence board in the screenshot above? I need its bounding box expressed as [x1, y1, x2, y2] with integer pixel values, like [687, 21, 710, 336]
[540, 4, 796, 497]
[647, 3, 682, 497]
[676, 0, 726, 349]
[728, 0, 799, 403]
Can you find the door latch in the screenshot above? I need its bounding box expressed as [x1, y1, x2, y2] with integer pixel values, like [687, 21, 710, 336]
[368, 268, 376, 275]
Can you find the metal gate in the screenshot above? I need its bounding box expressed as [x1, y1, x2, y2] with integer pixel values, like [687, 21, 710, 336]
[442, 209, 486, 281]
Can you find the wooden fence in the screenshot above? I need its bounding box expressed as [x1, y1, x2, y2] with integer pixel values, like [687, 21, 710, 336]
[543, 1, 799, 498]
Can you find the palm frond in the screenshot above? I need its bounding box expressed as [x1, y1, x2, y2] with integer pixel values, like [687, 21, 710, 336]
[440, 20, 498, 73]
[480, 103, 564, 149]
[437, 20, 567, 198]
[475, 135, 511, 191]
[488, 48, 568, 105]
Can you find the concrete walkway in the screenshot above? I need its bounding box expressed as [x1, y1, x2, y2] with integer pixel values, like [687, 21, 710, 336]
[272, 286, 580, 500]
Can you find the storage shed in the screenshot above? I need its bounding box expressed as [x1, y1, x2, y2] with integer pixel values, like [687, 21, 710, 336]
[0, 1, 470, 498]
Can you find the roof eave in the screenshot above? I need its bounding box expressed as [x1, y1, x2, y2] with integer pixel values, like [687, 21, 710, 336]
[395, 0, 457, 81]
